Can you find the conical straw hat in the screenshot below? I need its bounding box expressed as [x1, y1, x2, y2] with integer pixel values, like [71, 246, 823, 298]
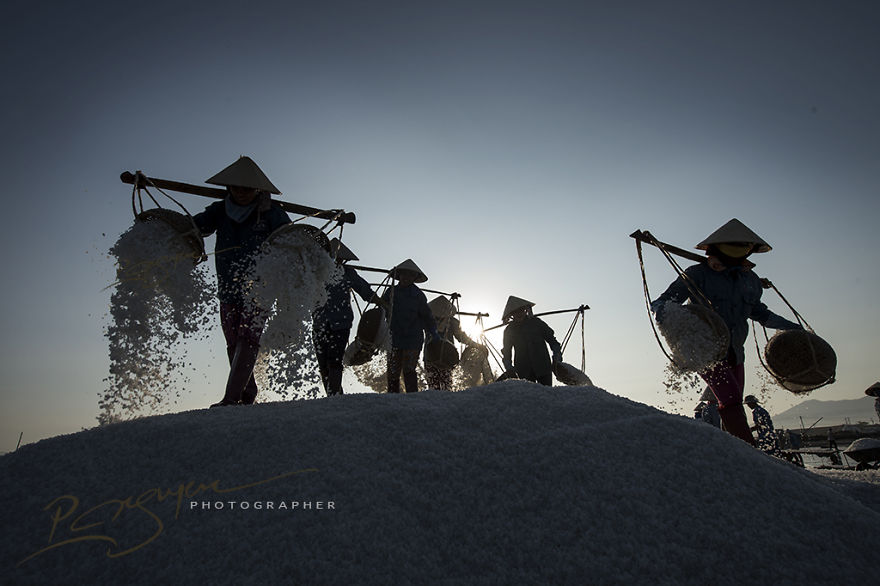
[392, 259, 428, 283]
[503, 296, 535, 320]
[696, 218, 771, 253]
[866, 382, 880, 397]
[330, 238, 359, 262]
[428, 296, 456, 319]
[206, 156, 282, 194]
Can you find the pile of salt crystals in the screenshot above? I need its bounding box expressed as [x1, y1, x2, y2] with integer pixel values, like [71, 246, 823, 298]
[102, 218, 215, 424]
[844, 438, 880, 455]
[247, 228, 339, 400]
[657, 301, 728, 373]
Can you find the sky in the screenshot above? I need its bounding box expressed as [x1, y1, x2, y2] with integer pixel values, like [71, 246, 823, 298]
[2, 383, 878, 583]
[2, 0, 880, 445]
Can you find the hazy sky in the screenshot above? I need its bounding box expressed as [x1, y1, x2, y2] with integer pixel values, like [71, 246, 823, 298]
[3, 0, 879, 445]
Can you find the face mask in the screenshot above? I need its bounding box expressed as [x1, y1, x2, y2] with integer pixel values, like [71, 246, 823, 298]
[716, 243, 753, 258]
[225, 196, 258, 223]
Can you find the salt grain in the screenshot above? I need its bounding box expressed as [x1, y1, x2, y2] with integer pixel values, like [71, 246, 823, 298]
[657, 302, 727, 373]
[101, 217, 215, 424]
[351, 351, 390, 394]
[246, 228, 339, 400]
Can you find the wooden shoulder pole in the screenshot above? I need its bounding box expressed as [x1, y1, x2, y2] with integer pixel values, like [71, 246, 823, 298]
[121, 171, 356, 224]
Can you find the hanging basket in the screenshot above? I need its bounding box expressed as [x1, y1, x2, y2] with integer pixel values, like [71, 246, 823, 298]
[764, 329, 836, 393]
[135, 208, 205, 263]
[459, 345, 493, 387]
[266, 223, 331, 252]
[657, 303, 730, 372]
[424, 339, 460, 369]
[343, 339, 375, 367]
[553, 362, 593, 386]
[343, 307, 389, 366]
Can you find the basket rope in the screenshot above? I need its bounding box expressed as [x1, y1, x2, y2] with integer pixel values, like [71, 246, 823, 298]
[132, 171, 207, 262]
[751, 281, 833, 391]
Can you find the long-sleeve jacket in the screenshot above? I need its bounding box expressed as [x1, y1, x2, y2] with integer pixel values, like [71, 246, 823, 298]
[313, 265, 376, 332]
[381, 284, 438, 350]
[701, 403, 721, 428]
[423, 316, 478, 364]
[750, 404, 777, 452]
[502, 316, 562, 380]
[651, 262, 801, 364]
[193, 198, 290, 304]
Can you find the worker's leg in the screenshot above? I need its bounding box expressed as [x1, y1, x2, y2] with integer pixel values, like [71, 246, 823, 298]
[701, 353, 754, 445]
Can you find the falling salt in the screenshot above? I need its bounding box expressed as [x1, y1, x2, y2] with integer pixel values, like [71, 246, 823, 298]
[351, 350, 431, 393]
[655, 301, 729, 410]
[246, 228, 339, 400]
[661, 364, 705, 412]
[101, 217, 216, 424]
[254, 331, 323, 401]
[752, 365, 786, 403]
[351, 351, 390, 394]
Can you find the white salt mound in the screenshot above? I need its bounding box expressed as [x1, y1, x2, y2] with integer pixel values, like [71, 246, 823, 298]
[1, 383, 876, 584]
[845, 438, 880, 454]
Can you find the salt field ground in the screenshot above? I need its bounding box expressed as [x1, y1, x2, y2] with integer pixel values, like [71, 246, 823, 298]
[2, 382, 877, 585]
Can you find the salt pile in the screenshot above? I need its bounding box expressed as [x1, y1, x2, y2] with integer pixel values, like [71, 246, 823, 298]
[846, 438, 880, 453]
[247, 228, 339, 399]
[2, 383, 877, 584]
[101, 217, 215, 424]
[657, 302, 727, 372]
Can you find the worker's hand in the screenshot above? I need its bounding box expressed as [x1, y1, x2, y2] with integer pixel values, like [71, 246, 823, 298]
[552, 351, 563, 364]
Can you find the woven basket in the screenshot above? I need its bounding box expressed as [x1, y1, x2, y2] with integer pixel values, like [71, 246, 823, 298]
[135, 208, 205, 262]
[553, 362, 593, 386]
[343, 339, 375, 367]
[659, 303, 730, 371]
[459, 345, 492, 387]
[764, 329, 836, 393]
[424, 339, 460, 369]
[343, 307, 389, 366]
[266, 223, 330, 252]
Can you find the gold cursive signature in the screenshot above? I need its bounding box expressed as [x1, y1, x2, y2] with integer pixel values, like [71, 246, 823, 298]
[18, 468, 317, 565]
